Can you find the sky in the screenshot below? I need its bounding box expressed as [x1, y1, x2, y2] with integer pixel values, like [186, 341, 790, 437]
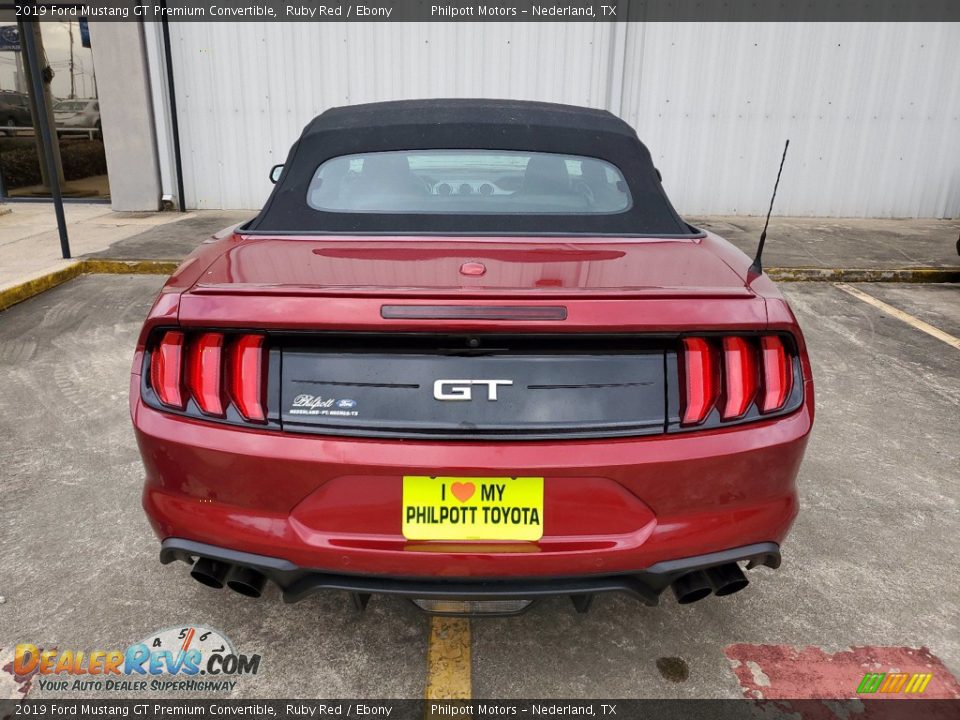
[0, 22, 98, 100]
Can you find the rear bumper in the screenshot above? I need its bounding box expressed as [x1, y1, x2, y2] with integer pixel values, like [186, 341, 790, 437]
[134, 373, 811, 580]
[161, 537, 782, 607]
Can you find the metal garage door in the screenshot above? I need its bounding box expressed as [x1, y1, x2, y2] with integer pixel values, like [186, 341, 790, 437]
[163, 21, 960, 217]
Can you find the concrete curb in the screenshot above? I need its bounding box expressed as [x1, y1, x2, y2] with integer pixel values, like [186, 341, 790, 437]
[767, 267, 960, 283]
[0, 259, 178, 312]
[1, 259, 958, 314]
[0, 262, 85, 312]
[81, 258, 181, 275]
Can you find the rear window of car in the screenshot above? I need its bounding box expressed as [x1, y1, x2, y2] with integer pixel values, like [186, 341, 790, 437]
[306, 150, 632, 215]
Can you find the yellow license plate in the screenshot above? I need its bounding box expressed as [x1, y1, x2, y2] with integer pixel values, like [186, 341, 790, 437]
[402, 476, 544, 541]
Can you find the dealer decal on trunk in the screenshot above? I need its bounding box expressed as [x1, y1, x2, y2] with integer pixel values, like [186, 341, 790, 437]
[402, 476, 544, 541]
[288, 394, 359, 417]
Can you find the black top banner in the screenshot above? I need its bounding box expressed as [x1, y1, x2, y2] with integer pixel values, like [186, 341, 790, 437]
[2, 0, 959, 22]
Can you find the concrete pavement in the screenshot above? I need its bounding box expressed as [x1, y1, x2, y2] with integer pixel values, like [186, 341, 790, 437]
[0, 276, 957, 699]
[692, 216, 960, 270]
[0, 204, 240, 295]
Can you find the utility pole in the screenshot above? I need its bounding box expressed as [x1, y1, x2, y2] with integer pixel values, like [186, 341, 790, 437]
[67, 21, 75, 99]
[15, 50, 26, 93]
[18, 20, 66, 189]
[20, 18, 70, 259]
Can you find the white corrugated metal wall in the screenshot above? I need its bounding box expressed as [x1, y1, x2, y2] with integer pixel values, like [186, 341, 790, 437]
[164, 22, 960, 217]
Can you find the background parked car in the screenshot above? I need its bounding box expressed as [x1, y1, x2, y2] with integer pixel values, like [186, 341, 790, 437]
[0, 90, 31, 136]
[54, 98, 101, 137]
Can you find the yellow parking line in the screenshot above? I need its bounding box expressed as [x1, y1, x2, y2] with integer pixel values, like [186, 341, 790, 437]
[835, 283, 960, 350]
[425, 616, 472, 703]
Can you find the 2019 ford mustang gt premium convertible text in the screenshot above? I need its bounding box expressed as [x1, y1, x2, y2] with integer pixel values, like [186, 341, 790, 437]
[131, 99, 814, 615]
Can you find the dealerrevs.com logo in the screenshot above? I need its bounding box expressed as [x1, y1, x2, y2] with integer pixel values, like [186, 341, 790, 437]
[14, 626, 260, 694]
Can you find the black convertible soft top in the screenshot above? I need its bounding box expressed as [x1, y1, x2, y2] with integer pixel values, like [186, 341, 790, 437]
[247, 99, 696, 237]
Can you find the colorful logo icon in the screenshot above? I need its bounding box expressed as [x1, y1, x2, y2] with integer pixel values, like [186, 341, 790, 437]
[857, 672, 933, 694]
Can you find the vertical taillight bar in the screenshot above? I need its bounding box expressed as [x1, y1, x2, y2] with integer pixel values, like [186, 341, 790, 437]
[721, 336, 758, 420]
[760, 335, 792, 412]
[187, 332, 225, 416]
[681, 334, 794, 426]
[681, 337, 717, 425]
[229, 335, 267, 422]
[150, 330, 185, 409]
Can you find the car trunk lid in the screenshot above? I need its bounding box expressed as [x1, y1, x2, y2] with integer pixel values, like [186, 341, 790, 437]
[188, 235, 754, 299]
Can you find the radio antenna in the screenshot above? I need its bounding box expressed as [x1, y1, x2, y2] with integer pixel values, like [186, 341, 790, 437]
[749, 139, 790, 275]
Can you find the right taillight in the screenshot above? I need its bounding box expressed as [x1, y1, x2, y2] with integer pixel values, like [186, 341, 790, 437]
[721, 336, 758, 420]
[759, 335, 792, 413]
[680, 334, 795, 426]
[148, 330, 267, 423]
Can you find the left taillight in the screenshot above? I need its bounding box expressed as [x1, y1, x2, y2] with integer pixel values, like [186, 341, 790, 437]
[187, 332, 225, 416]
[149, 330, 185, 409]
[147, 330, 267, 423]
[228, 334, 267, 423]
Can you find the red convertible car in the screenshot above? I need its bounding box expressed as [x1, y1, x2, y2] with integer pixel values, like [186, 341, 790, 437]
[131, 100, 814, 615]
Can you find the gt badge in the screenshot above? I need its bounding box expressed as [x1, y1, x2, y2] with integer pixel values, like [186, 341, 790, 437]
[433, 379, 513, 401]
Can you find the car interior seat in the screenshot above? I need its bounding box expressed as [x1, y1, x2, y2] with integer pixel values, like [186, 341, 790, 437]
[520, 155, 572, 195]
[355, 154, 428, 198]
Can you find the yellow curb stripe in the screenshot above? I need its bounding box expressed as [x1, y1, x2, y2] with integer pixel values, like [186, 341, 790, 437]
[425, 616, 471, 703]
[0, 262, 83, 312]
[836, 283, 960, 350]
[0, 259, 178, 313]
[768, 267, 960, 283]
[81, 258, 180, 275]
